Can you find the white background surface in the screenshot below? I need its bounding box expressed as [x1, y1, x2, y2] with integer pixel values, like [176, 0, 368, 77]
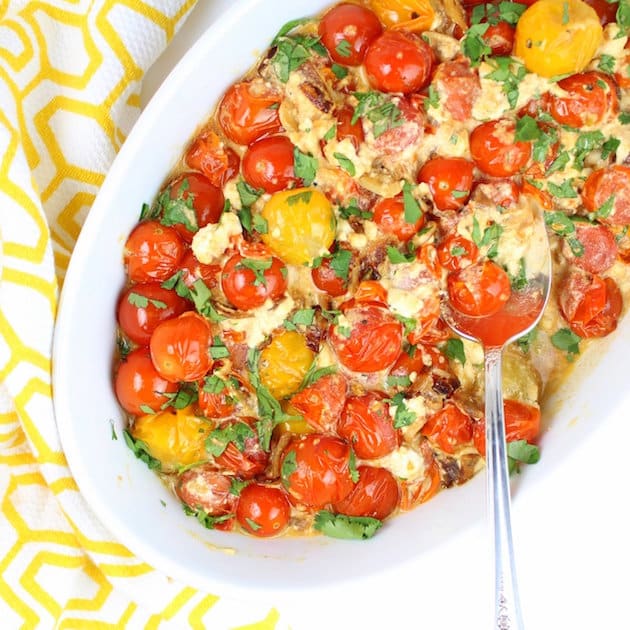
[138, 4, 630, 628]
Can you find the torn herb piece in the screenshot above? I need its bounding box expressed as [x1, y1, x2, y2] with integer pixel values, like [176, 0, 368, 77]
[313, 510, 382, 540]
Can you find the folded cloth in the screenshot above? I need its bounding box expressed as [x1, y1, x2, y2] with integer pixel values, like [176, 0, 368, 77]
[0, 1, 285, 627]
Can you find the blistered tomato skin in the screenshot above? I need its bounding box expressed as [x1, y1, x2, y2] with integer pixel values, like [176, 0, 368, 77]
[289, 373, 348, 433]
[176, 465, 238, 518]
[242, 135, 300, 193]
[469, 119, 531, 177]
[417, 157, 474, 211]
[185, 129, 240, 187]
[421, 403, 474, 454]
[582, 166, 630, 226]
[311, 249, 353, 297]
[373, 197, 425, 242]
[212, 418, 269, 479]
[318, 3, 383, 65]
[236, 484, 291, 537]
[570, 223, 617, 274]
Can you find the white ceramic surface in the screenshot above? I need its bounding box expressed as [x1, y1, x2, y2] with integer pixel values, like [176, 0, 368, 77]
[53, 2, 630, 628]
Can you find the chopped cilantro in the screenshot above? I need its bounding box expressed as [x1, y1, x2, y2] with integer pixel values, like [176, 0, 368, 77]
[619, 112, 630, 125]
[352, 91, 403, 138]
[338, 198, 373, 220]
[209, 335, 230, 360]
[425, 85, 440, 109]
[287, 190, 314, 205]
[127, 292, 166, 310]
[160, 384, 198, 410]
[386, 374, 412, 388]
[597, 54, 616, 74]
[514, 115, 541, 142]
[508, 439, 541, 473]
[236, 180, 263, 207]
[206, 422, 255, 457]
[333, 152, 356, 176]
[402, 181, 423, 224]
[331, 63, 349, 79]
[323, 124, 337, 141]
[485, 56, 527, 109]
[229, 478, 249, 496]
[293, 148, 318, 186]
[335, 39, 352, 58]
[183, 505, 234, 530]
[390, 393, 417, 429]
[238, 258, 273, 286]
[281, 450, 298, 487]
[203, 374, 227, 394]
[444, 338, 466, 365]
[462, 23, 491, 66]
[573, 131, 605, 169]
[601, 137, 620, 160]
[517, 327, 537, 353]
[284, 308, 316, 330]
[510, 257, 528, 291]
[349, 448, 360, 483]
[272, 34, 325, 83]
[596, 195, 615, 220]
[313, 510, 382, 540]
[300, 363, 338, 389]
[387, 245, 416, 264]
[123, 430, 161, 470]
[546, 150, 570, 175]
[189, 279, 225, 322]
[550, 327, 581, 360]
[270, 17, 311, 45]
[547, 180, 577, 199]
[328, 248, 352, 281]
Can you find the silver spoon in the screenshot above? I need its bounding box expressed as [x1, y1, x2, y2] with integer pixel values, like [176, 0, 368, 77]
[443, 198, 551, 629]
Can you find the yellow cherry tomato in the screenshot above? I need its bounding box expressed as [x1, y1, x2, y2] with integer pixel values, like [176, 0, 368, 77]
[514, 0, 603, 78]
[131, 406, 212, 470]
[259, 330, 315, 399]
[369, 0, 436, 32]
[261, 188, 335, 265]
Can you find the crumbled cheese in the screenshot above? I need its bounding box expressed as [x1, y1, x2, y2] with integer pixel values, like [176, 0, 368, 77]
[387, 287, 426, 319]
[372, 446, 426, 482]
[191, 212, 242, 264]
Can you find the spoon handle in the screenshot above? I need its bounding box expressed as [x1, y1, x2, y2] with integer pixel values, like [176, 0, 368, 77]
[485, 347, 525, 630]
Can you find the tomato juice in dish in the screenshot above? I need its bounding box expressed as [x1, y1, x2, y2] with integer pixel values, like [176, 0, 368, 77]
[113, 0, 630, 539]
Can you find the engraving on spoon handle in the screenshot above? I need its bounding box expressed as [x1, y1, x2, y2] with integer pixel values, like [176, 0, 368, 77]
[485, 347, 525, 630]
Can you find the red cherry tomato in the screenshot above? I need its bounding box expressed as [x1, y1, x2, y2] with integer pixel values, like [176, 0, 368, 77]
[373, 196, 425, 242]
[311, 249, 353, 297]
[373, 94, 426, 155]
[165, 172, 225, 243]
[470, 119, 531, 177]
[289, 373, 348, 433]
[433, 59, 480, 122]
[221, 252, 288, 310]
[242, 135, 300, 193]
[218, 81, 282, 145]
[149, 311, 212, 382]
[365, 31, 433, 94]
[570, 223, 617, 274]
[114, 348, 177, 415]
[176, 465, 238, 527]
[447, 260, 512, 317]
[473, 400, 541, 456]
[280, 434, 355, 508]
[185, 129, 240, 187]
[177, 250, 221, 289]
[421, 403, 473, 454]
[417, 157, 474, 211]
[318, 3, 383, 66]
[582, 0, 619, 24]
[211, 417, 269, 479]
[236, 484, 291, 537]
[389, 345, 428, 382]
[197, 372, 240, 418]
[329, 305, 403, 373]
[483, 21, 515, 56]
[338, 392, 400, 459]
[336, 105, 365, 150]
[550, 72, 618, 127]
[332, 466, 400, 520]
[582, 165, 630, 226]
[437, 234, 479, 272]
[117, 282, 188, 346]
[558, 270, 622, 338]
[124, 220, 185, 283]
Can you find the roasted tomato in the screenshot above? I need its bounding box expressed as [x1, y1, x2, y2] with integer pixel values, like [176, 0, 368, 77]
[318, 3, 383, 65]
[208, 417, 269, 479]
[114, 348, 177, 415]
[289, 373, 348, 433]
[336, 105, 365, 150]
[329, 305, 403, 373]
[236, 484, 291, 537]
[469, 119, 531, 177]
[364, 30, 433, 94]
[582, 165, 630, 226]
[549, 72, 618, 127]
[185, 129, 240, 187]
[280, 434, 355, 508]
[417, 157, 474, 211]
[373, 196, 425, 242]
[437, 234, 479, 272]
[218, 81, 282, 145]
[447, 260, 512, 317]
[433, 58, 480, 122]
[338, 392, 400, 459]
[558, 270, 622, 338]
[124, 221, 185, 283]
[369, 0, 437, 32]
[220, 251, 288, 310]
[164, 172, 225, 242]
[149, 311, 212, 382]
[242, 135, 300, 193]
[569, 222, 617, 274]
[198, 371, 241, 419]
[117, 282, 188, 346]
[311, 247, 353, 297]
[421, 403, 474, 454]
[177, 250, 221, 289]
[332, 466, 400, 520]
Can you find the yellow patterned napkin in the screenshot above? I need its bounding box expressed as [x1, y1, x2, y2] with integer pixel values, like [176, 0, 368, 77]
[0, 2, 285, 627]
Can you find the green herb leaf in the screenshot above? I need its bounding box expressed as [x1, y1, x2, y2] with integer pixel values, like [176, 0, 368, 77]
[402, 181, 422, 224]
[160, 384, 199, 410]
[597, 54, 616, 74]
[183, 505, 234, 530]
[189, 279, 225, 322]
[601, 137, 620, 160]
[547, 180, 577, 199]
[349, 448, 360, 483]
[338, 198, 373, 220]
[210, 335, 230, 360]
[496, 1, 527, 24]
[510, 257, 528, 291]
[329, 248, 352, 281]
[514, 115, 542, 142]
[462, 23, 492, 66]
[140, 202, 159, 221]
[573, 130, 605, 169]
[550, 327, 581, 359]
[300, 363, 337, 389]
[206, 422, 255, 457]
[507, 439, 541, 473]
[229, 478, 249, 496]
[617, 0, 630, 36]
[281, 450, 298, 487]
[517, 327, 538, 353]
[444, 338, 466, 365]
[287, 190, 314, 206]
[116, 334, 132, 359]
[202, 374, 227, 394]
[386, 374, 412, 388]
[127, 292, 167, 310]
[479, 223, 504, 259]
[331, 63, 349, 79]
[293, 147, 318, 185]
[270, 16, 311, 45]
[237, 180, 263, 207]
[333, 152, 356, 176]
[546, 150, 570, 175]
[425, 85, 440, 109]
[313, 510, 382, 540]
[238, 257, 273, 286]
[390, 392, 417, 429]
[323, 124, 337, 141]
[352, 91, 402, 138]
[387, 245, 416, 264]
[123, 430, 161, 470]
[335, 39, 352, 58]
[561, 0, 569, 24]
[485, 56, 527, 108]
[619, 112, 630, 125]
[284, 308, 316, 330]
[272, 37, 315, 82]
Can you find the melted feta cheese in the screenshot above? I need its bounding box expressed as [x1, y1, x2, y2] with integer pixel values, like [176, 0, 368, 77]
[191, 212, 242, 264]
[372, 446, 426, 482]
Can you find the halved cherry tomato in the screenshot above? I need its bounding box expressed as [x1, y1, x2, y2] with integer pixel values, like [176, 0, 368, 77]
[289, 373, 348, 433]
[311, 246, 353, 297]
[470, 119, 531, 177]
[417, 157, 474, 211]
[329, 305, 403, 372]
[150, 311, 212, 382]
[437, 234, 479, 272]
[336, 105, 365, 150]
[211, 417, 269, 479]
[364, 30, 433, 94]
[373, 196, 425, 242]
[242, 135, 300, 193]
[117, 282, 188, 346]
[114, 348, 177, 415]
[218, 81, 282, 145]
[221, 252, 288, 310]
[473, 399, 541, 456]
[339, 392, 400, 459]
[124, 221, 185, 283]
[549, 72, 618, 127]
[236, 484, 291, 537]
[280, 434, 355, 508]
[332, 466, 400, 520]
[185, 129, 240, 187]
[558, 270, 622, 338]
[165, 172, 224, 242]
[177, 250, 221, 289]
[319, 3, 383, 66]
[198, 371, 241, 418]
[582, 165, 630, 226]
[433, 59, 480, 122]
[570, 222, 617, 274]
[421, 403, 473, 454]
[448, 260, 512, 317]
